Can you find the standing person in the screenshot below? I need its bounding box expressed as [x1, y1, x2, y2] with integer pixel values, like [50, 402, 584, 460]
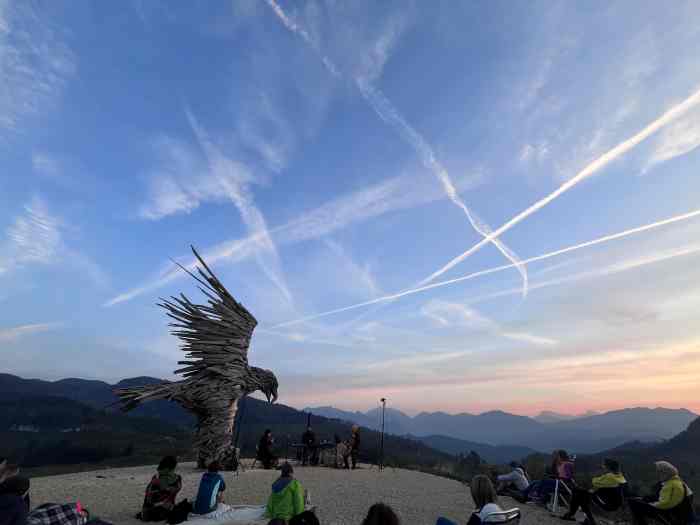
[362, 503, 401, 525]
[628, 461, 694, 525]
[258, 430, 278, 470]
[193, 461, 226, 515]
[138, 456, 183, 521]
[560, 458, 626, 523]
[0, 476, 30, 525]
[344, 425, 361, 470]
[301, 426, 318, 466]
[265, 463, 305, 522]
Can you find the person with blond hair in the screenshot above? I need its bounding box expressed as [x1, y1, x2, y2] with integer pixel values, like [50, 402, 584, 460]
[628, 461, 694, 525]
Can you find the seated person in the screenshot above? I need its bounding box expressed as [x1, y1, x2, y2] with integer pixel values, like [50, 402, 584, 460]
[27, 502, 89, 524]
[138, 455, 183, 521]
[258, 429, 278, 470]
[362, 503, 401, 525]
[560, 458, 626, 523]
[0, 462, 29, 510]
[438, 475, 506, 525]
[301, 426, 318, 466]
[628, 461, 694, 525]
[0, 476, 30, 525]
[193, 461, 226, 515]
[496, 462, 529, 497]
[522, 450, 574, 503]
[265, 463, 305, 522]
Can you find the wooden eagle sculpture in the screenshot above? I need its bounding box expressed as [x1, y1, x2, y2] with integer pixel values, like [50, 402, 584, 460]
[115, 247, 278, 469]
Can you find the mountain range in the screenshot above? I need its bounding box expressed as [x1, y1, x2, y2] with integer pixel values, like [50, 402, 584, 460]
[306, 404, 698, 453]
[2, 373, 697, 457]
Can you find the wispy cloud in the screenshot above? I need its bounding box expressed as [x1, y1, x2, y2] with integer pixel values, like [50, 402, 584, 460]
[0, 2, 75, 138]
[421, 299, 557, 347]
[0, 197, 109, 288]
[0, 322, 64, 342]
[0, 197, 62, 273]
[264, 0, 528, 298]
[323, 239, 381, 298]
[419, 84, 700, 287]
[106, 169, 483, 306]
[644, 105, 700, 173]
[271, 207, 700, 327]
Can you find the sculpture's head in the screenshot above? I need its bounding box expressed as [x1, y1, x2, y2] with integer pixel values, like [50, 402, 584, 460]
[250, 367, 278, 403]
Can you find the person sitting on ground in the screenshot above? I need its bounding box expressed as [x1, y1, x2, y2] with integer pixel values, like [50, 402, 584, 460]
[258, 429, 278, 470]
[27, 501, 90, 525]
[138, 456, 183, 522]
[344, 425, 361, 470]
[301, 426, 318, 466]
[560, 458, 626, 523]
[496, 462, 530, 498]
[362, 503, 401, 525]
[0, 475, 30, 525]
[0, 463, 29, 511]
[265, 463, 305, 523]
[193, 461, 226, 515]
[628, 461, 694, 525]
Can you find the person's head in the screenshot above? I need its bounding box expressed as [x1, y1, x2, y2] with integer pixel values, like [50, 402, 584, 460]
[509, 461, 520, 470]
[362, 503, 400, 525]
[280, 462, 294, 478]
[334, 434, 341, 444]
[655, 461, 678, 482]
[0, 463, 19, 483]
[208, 461, 221, 473]
[352, 424, 359, 433]
[603, 458, 620, 474]
[158, 455, 178, 471]
[1, 476, 30, 498]
[265, 429, 272, 437]
[558, 450, 570, 462]
[470, 475, 498, 510]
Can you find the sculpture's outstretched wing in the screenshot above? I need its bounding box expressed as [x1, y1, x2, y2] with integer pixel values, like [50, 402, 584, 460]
[160, 246, 257, 379]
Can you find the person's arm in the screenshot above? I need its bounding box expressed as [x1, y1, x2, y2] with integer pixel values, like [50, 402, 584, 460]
[653, 481, 680, 509]
[498, 471, 517, 483]
[293, 482, 305, 515]
[219, 476, 226, 492]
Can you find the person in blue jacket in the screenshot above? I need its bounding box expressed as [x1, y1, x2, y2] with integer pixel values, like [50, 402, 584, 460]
[193, 461, 226, 515]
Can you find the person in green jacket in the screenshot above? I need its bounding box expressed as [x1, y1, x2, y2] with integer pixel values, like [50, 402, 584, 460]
[266, 463, 305, 522]
[561, 458, 627, 523]
[628, 461, 693, 525]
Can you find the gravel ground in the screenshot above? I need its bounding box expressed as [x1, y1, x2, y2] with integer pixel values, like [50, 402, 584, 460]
[30, 462, 562, 525]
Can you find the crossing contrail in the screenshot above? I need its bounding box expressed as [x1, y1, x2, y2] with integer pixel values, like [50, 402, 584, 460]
[265, 0, 529, 297]
[416, 84, 700, 287]
[270, 208, 700, 328]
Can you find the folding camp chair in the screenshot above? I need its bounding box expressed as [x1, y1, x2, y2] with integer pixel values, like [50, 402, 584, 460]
[590, 483, 630, 525]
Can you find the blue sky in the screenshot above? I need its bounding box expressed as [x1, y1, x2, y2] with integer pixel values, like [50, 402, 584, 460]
[2, 0, 700, 416]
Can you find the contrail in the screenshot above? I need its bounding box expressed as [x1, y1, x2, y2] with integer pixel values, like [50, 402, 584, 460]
[264, 0, 529, 297]
[355, 80, 529, 296]
[417, 84, 700, 287]
[270, 208, 700, 328]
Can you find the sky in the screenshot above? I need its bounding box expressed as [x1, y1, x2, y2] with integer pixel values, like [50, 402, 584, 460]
[2, 0, 700, 417]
